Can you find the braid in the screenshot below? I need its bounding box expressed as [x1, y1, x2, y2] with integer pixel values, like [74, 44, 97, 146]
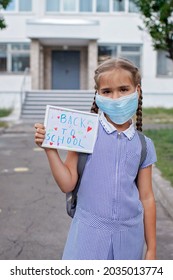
[93, 58, 143, 127]
[136, 89, 143, 131]
[90, 91, 99, 114]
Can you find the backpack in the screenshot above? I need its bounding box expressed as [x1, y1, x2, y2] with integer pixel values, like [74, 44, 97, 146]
[66, 131, 147, 218]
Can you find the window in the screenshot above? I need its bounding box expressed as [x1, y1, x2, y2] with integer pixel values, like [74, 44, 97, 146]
[11, 43, 30, 51]
[80, 0, 92, 12]
[12, 54, 29, 72]
[19, 0, 32, 12]
[96, 0, 109, 12]
[5, 0, 16, 11]
[98, 46, 117, 63]
[157, 51, 173, 77]
[0, 44, 7, 72]
[63, 0, 76, 12]
[98, 44, 141, 68]
[113, 0, 125, 12]
[0, 43, 30, 73]
[44, 0, 141, 13]
[129, 0, 139, 13]
[46, 0, 60, 12]
[3, 0, 32, 12]
[121, 46, 140, 52]
[46, 0, 76, 12]
[120, 45, 141, 68]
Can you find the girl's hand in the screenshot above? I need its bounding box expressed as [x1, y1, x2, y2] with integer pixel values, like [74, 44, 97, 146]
[34, 123, 46, 147]
[144, 250, 156, 260]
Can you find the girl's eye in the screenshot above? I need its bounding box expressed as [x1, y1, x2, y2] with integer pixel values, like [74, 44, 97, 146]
[102, 90, 111, 95]
[120, 88, 129, 93]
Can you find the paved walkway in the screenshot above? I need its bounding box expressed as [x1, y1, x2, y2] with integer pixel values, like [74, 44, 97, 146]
[0, 121, 173, 259]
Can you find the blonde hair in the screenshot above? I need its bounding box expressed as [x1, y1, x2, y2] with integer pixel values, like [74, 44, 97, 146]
[90, 57, 143, 131]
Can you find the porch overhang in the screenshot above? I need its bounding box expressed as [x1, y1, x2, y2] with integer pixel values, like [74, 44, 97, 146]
[26, 18, 100, 46]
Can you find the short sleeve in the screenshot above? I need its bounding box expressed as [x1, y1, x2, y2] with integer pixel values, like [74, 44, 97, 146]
[140, 136, 157, 169]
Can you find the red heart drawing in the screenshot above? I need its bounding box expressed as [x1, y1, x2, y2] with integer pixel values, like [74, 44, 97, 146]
[72, 135, 76, 138]
[54, 127, 58, 131]
[87, 126, 92, 132]
[50, 142, 53, 145]
[57, 116, 60, 119]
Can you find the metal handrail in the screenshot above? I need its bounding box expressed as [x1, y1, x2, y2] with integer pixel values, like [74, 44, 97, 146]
[20, 67, 29, 115]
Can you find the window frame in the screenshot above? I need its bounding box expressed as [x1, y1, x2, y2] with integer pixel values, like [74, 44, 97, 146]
[96, 0, 110, 13]
[112, 0, 126, 13]
[157, 50, 173, 78]
[2, 0, 32, 13]
[44, 0, 139, 14]
[45, 0, 60, 12]
[98, 43, 142, 69]
[0, 44, 8, 72]
[45, 0, 78, 13]
[62, 0, 77, 12]
[0, 43, 30, 74]
[128, 0, 139, 13]
[3, 0, 17, 12]
[79, 0, 93, 12]
[18, 0, 32, 12]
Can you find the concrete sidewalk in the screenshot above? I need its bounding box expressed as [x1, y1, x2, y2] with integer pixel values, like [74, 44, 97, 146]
[2, 120, 173, 216]
[1, 120, 173, 219]
[0, 120, 173, 259]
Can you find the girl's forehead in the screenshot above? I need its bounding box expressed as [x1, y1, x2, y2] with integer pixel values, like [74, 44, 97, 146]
[98, 68, 134, 86]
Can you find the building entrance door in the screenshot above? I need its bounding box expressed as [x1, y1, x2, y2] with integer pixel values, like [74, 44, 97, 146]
[52, 50, 80, 89]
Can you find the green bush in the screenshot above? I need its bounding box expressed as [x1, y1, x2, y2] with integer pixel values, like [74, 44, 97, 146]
[0, 108, 12, 118]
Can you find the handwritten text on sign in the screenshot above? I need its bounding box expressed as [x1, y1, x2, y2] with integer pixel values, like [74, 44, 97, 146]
[42, 105, 99, 153]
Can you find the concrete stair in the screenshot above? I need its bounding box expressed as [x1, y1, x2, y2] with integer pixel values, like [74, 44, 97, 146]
[21, 90, 95, 121]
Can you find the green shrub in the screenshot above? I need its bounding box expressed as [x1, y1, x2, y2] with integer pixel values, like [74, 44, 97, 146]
[0, 108, 12, 118]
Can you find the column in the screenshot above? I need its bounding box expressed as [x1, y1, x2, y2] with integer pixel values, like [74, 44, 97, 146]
[30, 39, 40, 89]
[88, 40, 98, 90]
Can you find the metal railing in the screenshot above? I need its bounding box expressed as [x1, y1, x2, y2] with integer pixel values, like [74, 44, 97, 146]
[20, 67, 29, 115]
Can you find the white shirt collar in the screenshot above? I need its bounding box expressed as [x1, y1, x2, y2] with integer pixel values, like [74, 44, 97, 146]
[99, 112, 136, 140]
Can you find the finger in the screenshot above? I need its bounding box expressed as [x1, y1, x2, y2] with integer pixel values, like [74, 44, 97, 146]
[34, 123, 45, 129]
[35, 138, 44, 145]
[36, 128, 46, 135]
[35, 133, 45, 139]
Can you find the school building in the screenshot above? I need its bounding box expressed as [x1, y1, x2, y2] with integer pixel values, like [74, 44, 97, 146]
[0, 0, 173, 118]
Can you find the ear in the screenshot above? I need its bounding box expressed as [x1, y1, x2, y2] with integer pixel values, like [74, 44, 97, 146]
[136, 84, 141, 98]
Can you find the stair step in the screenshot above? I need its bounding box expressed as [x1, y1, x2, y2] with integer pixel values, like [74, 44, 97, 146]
[23, 101, 92, 105]
[21, 90, 94, 120]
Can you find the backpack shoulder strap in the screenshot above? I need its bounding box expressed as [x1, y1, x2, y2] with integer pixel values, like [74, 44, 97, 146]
[72, 152, 88, 197]
[66, 152, 88, 218]
[137, 131, 147, 167]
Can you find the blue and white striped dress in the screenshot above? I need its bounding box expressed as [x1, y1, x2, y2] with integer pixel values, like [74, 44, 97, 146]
[62, 113, 157, 260]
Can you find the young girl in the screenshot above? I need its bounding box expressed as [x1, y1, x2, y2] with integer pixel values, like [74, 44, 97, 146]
[34, 58, 157, 260]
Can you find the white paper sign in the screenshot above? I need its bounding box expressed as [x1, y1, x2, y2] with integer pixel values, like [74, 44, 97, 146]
[42, 105, 99, 153]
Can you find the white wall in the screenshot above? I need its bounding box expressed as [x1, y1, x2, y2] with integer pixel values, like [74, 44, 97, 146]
[0, 2, 173, 109]
[143, 93, 173, 108]
[95, 14, 143, 44]
[0, 75, 31, 118]
[0, 75, 31, 91]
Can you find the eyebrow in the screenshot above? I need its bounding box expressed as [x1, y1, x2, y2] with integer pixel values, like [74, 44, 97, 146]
[118, 85, 131, 89]
[100, 85, 131, 91]
[100, 87, 111, 91]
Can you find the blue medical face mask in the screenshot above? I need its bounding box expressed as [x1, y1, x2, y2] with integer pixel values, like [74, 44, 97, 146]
[95, 91, 138, 125]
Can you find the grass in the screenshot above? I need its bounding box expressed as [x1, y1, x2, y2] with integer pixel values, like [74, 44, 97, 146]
[0, 121, 9, 128]
[144, 129, 173, 186]
[0, 108, 12, 128]
[143, 107, 173, 124]
[142, 108, 173, 185]
[0, 108, 12, 118]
